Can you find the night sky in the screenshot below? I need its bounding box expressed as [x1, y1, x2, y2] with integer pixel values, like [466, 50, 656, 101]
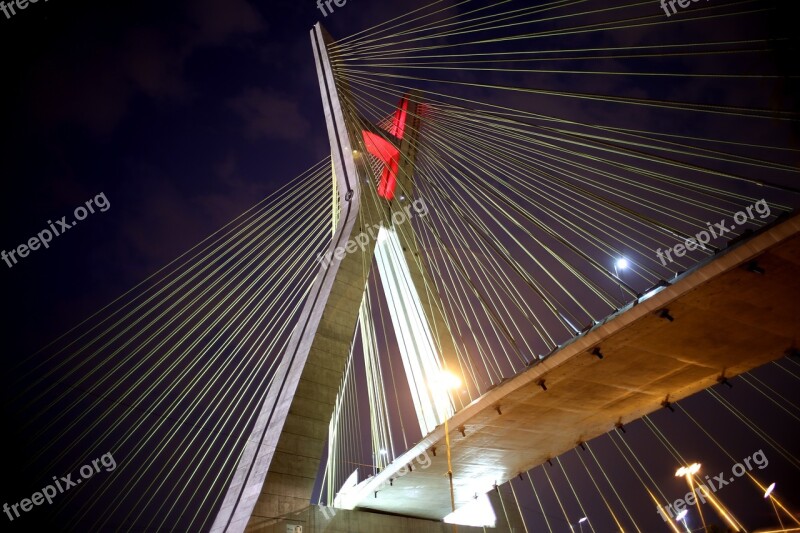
[0, 1, 353, 529]
[1, 0, 798, 531]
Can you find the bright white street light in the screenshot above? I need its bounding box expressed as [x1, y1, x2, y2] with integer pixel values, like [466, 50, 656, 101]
[578, 517, 588, 523]
[438, 369, 462, 530]
[675, 509, 688, 521]
[675, 463, 701, 477]
[764, 482, 776, 498]
[613, 258, 629, 301]
[441, 371, 462, 391]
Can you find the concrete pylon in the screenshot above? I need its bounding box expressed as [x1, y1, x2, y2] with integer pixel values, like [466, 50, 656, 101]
[211, 24, 382, 532]
[211, 23, 464, 532]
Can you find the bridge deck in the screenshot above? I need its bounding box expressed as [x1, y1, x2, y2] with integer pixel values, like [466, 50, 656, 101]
[342, 213, 800, 521]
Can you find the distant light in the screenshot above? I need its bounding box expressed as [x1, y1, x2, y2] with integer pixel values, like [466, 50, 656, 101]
[353, 149, 359, 155]
[675, 463, 700, 477]
[441, 371, 462, 391]
[764, 482, 776, 498]
[675, 510, 688, 521]
[616, 258, 629, 270]
[578, 517, 588, 523]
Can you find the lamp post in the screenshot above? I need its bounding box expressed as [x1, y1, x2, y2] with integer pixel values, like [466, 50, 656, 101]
[613, 257, 628, 302]
[373, 448, 388, 476]
[675, 509, 690, 533]
[568, 516, 589, 532]
[676, 463, 706, 531]
[440, 371, 461, 533]
[764, 482, 786, 529]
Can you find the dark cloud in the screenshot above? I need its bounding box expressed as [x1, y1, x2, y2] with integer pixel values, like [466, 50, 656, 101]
[28, 0, 266, 135]
[123, 27, 191, 101]
[228, 87, 311, 140]
[185, 0, 265, 46]
[29, 50, 134, 136]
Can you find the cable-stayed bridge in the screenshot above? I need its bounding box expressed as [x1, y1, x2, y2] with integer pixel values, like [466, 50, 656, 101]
[12, 2, 800, 532]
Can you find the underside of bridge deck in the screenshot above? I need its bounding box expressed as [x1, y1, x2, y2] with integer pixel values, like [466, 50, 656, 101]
[346, 213, 800, 521]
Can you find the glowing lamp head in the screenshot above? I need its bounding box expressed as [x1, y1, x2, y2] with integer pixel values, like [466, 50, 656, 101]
[578, 517, 588, 523]
[615, 258, 629, 270]
[441, 371, 462, 391]
[675, 510, 688, 521]
[676, 463, 700, 477]
[764, 482, 776, 498]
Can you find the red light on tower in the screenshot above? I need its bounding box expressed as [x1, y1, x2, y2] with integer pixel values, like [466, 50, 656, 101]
[362, 96, 412, 200]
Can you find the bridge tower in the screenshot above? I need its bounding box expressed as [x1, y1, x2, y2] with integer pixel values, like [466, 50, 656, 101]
[211, 23, 468, 532]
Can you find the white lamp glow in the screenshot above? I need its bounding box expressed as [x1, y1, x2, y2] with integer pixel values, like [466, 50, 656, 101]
[441, 371, 462, 391]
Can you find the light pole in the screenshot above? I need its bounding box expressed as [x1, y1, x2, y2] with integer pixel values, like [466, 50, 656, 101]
[567, 517, 589, 533]
[613, 257, 628, 303]
[764, 482, 786, 529]
[440, 371, 461, 533]
[373, 448, 388, 476]
[675, 509, 690, 533]
[676, 463, 706, 532]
